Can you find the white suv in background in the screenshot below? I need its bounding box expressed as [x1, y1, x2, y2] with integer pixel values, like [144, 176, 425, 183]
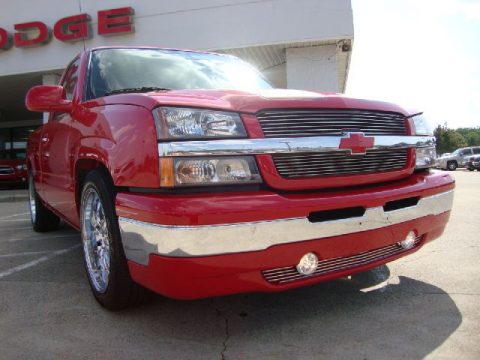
[436, 146, 480, 170]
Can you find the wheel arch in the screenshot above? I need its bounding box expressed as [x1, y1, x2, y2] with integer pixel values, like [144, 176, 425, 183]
[75, 158, 114, 215]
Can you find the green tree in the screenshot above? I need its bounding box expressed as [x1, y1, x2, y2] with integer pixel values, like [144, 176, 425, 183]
[433, 124, 473, 154]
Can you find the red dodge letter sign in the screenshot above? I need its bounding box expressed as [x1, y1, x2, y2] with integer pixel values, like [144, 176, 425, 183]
[0, 28, 12, 50]
[0, 6, 135, 53]
[98, 7, 135, 36]
[14, 21, 51, 47]
[54, 14, 91, 42]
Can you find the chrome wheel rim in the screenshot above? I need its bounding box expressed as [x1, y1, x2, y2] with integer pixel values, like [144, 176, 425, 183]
[81, 188, 111, 293]
[28, 175, 36, 224]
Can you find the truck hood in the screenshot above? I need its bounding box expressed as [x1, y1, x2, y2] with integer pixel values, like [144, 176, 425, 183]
[92, 89, 414, 116]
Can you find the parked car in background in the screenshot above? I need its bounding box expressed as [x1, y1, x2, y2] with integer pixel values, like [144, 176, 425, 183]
[465, 155, 480, 171]
[0, 157, 28, 188]
[436, 146, 480, 170]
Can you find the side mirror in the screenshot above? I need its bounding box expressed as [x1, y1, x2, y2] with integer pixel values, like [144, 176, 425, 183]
[25, 85, 73, 113]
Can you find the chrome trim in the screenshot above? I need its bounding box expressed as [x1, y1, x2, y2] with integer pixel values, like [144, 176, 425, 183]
[119, 190, 453, 264]
[158, 135, 435, 157]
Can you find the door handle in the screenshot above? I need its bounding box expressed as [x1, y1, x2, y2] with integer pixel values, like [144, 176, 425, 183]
[41, 137, 49, 143]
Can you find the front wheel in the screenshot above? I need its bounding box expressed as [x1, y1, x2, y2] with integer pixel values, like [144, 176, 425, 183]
[28, 172, 60, 232]
[80, 169, 150, 310]
[447, 161, 457, 171]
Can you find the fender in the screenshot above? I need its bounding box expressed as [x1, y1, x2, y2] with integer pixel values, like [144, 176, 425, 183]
[73, 103, 159, 188]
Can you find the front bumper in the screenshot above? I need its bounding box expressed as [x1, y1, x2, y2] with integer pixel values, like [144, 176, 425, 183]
[0, 173, 27, 185]
[116, 170, 454, 299]
[119, 190, 452, 263]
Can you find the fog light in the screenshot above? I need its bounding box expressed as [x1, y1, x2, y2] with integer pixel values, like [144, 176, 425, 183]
[296, 252, 318, 275]
[398, 231, 416, 249]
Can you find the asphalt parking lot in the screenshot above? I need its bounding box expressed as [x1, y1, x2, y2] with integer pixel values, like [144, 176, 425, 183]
[0, 170, 479, 360]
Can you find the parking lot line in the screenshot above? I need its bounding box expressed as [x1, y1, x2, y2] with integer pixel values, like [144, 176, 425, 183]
[0, 244, 81, 280]
[0, 250, 53, 258]
[0, 212, 30, 220]
[7, 234, 78, 242]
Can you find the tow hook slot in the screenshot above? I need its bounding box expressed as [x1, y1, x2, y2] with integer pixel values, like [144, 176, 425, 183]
[308, 207, 365, 223]
[383, 197, 420, 212]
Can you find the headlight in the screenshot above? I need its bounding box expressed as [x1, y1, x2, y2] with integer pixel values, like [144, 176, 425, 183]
[159, 156, 262, 187]
[15, 164, 27, 171]
[411, 113, 435, 169]
[411, 113, 433, 136]
[416, 147, 436, 169]
[153, 107, 247, 140]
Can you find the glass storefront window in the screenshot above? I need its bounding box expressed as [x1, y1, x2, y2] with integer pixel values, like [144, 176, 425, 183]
[0, 126, 37, 159]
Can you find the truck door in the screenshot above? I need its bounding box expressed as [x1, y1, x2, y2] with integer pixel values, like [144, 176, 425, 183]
[40, 58, 81, 225]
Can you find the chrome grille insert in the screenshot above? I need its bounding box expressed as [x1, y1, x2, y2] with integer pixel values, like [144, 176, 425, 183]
[0, 166, 14, 175]
[257, 109, 408, 138]
[262, 236, 422, 285]
[273, 148, 408, 178]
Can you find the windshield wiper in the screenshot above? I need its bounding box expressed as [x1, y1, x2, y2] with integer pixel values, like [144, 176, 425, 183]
[105, 87, 171, 96]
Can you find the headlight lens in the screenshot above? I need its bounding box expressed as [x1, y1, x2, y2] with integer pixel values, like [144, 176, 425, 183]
[411, 113, 433, 136]
[416, 147, 436, 169]
[154, 107, 247, 140]
[15, 164, 27, 171]
[160, 156, 262, 187]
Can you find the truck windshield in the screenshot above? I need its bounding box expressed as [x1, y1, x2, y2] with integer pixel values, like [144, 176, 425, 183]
[86, 48, 273, 99]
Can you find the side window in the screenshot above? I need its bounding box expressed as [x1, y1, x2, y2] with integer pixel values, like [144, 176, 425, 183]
[62, 58, 80, 101]
[53, 58, 80, 120]
[473, 148, 480, 155]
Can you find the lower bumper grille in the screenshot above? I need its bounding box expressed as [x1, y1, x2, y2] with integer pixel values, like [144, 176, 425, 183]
[262, 236, 422, 285]
[273, 148, 408, 178]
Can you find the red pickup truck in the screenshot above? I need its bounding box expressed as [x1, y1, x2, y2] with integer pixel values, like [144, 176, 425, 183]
[25, 47, 454, 310]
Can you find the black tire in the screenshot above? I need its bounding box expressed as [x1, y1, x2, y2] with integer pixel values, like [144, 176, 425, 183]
[28, 173, 60, 232]
[80, 169, 150, 310]
[447, 161, 457, 171]
[468, 167, 474, 171]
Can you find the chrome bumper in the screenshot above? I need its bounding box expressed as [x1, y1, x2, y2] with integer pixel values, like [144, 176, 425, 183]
[158, 135, 435, 157]
[119, 190, 454, 265]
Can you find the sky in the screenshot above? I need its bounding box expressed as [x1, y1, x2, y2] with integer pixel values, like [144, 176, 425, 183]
[346, 0, 480, 129]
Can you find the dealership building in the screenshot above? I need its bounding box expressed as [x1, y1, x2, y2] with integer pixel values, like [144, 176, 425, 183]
[0, 0, 353, 160]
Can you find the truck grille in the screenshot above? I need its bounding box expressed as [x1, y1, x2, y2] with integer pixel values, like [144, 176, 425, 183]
[273, 148, 408, 178]
[0, 166, 14, 175]
[262, 236, 422, 285]
[257, 109, 407, 137]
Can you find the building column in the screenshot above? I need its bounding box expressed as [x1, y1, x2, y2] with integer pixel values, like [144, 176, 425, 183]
[286, 45, 339, 92]
[42, 73, 61, 123]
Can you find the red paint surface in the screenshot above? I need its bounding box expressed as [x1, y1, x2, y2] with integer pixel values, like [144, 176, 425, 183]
[128, 211, 451, 299]
[25, 85, 72, 113]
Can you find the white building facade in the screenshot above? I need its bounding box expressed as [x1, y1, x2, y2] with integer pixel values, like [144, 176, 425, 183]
[0, 0, 353, 156]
